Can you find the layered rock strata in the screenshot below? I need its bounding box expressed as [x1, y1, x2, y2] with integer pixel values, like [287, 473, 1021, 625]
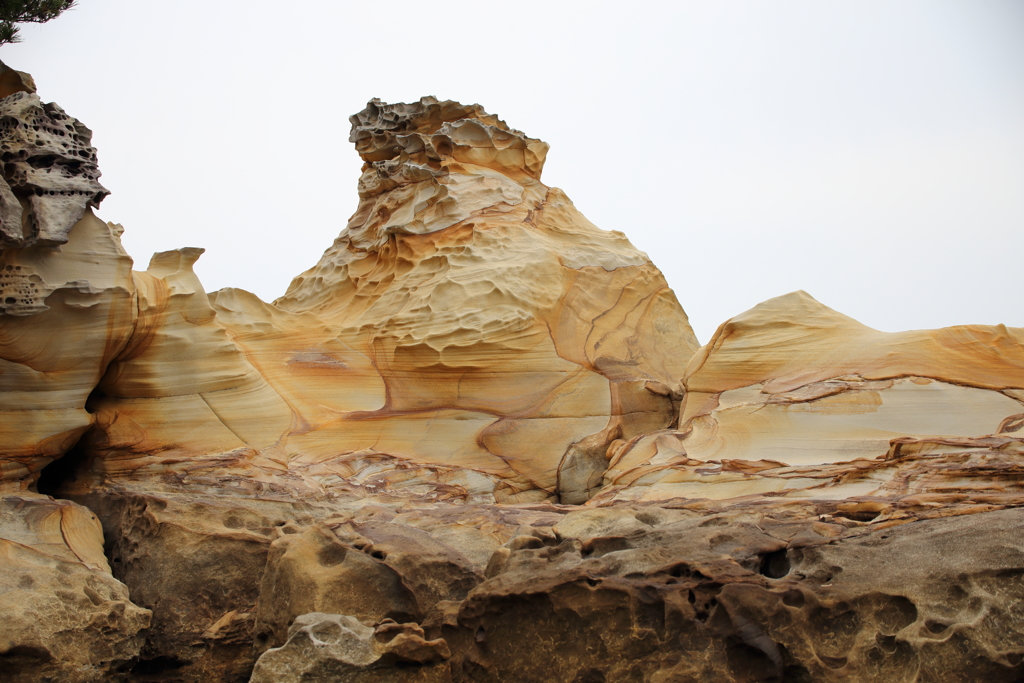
[600, 291, 1024, 503]
[0, 209, 135, 489]
[4, 95, 699, 506]
[1, 73, 1023, 683]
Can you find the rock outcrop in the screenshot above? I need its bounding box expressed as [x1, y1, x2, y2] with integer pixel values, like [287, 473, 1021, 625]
[224, 95, 697, 504]
[1, 70, 1023, 683]
[0, 61, 108, 250]
[16, 95, 700, 507]
[56, 482, 1024, 682]
[599, 291, 1024, 503]
[0, 209, 135, 490]
[0, 494, 150, 682]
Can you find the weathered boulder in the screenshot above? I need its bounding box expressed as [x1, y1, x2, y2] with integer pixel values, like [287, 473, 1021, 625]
[0, 494, 150, 682]
[250, 613, 451, 683]
[0, 60, 108, 249]
[599, 290, 1024, 503]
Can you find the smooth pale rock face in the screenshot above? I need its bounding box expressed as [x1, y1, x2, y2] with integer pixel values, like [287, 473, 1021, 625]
[684, 290, 1024, 395]
[81, 247, 294, 483]
[0, 210, 136, 490]
[598, 291, 1024, 502]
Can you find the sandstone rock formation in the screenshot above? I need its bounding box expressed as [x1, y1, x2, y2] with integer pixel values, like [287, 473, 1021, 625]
[225, 95, 697, 504]
[599, 290, 1024, 503]
[250, 613, 451, 683]
[0, 493, 150, 682]
[0, 60, 108, 250]
[0, 208, 135, 490]
[15, 95, 699, 507]
[2, 69, 1024, 682]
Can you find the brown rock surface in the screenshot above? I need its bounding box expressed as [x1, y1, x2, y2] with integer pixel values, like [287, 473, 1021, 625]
[249, 613, 451, 682]
[0, 493, 150, 682]
[423, 501, 1024, 682]
[59, 486, 1024, 682]
[1, 73, 1023, 683]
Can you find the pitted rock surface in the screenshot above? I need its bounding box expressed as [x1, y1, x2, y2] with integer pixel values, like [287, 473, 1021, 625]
[0, 67, 1023, 683]
[0, 71, 108, 248]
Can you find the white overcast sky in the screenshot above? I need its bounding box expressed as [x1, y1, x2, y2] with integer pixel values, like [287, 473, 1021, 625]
[3, 1, 1022, 343]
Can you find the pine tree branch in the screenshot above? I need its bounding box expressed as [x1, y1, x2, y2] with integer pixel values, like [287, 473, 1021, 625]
[0, 0, 75, 45]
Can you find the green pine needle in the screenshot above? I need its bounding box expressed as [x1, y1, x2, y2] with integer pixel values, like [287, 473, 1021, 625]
[0, 0, 76, 45]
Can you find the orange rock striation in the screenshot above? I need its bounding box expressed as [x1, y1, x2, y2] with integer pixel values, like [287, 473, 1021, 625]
[1, 73, 1024, 682]
[601, 291, 1024, 503]
[3, 95, 700, 506]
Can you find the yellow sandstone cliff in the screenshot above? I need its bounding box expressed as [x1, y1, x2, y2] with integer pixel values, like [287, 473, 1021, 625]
[3, 74, 1024, 683]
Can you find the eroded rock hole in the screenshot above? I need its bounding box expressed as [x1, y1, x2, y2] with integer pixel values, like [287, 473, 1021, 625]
[669, 562, 692, 579]
[996, 567, 1024, 579]
[130, 656, 188, 676]
[572, 667, 607, 683]
[726, 640, 782, 682]
[782, 590, 805, 608]
[317, 543, 347, 567]
[819, 654, 848, 669]
[1, 644, 52, 662]
[781, 664, 813, 683]
[759, 549, 791, 579]
[835, 508, 881, 522]
[0, 644, 54, 679]
[877, 595, 917, 634]
[35, 431, 90, 498]
[580, 536, 629, 558]
[874, 633, 898, 654]
[35, 389, 107, 497]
